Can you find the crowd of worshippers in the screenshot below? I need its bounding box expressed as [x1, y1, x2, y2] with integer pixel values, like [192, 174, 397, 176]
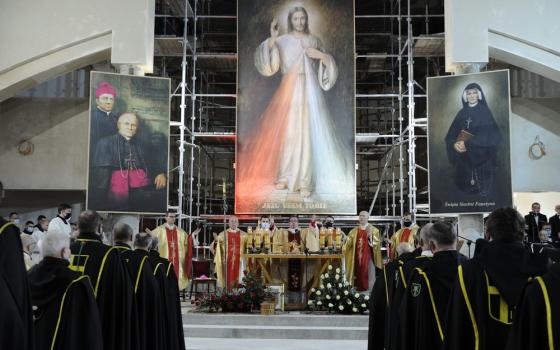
[368, 206, 560, 350]
[1, 209, 185, 350]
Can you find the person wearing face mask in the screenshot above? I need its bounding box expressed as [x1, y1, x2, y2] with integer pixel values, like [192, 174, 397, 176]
[22, 221, 34, 235]
[8, 211, 20, 227]
[389, 212, 419, 260]
[28, 232, 103, 350]
[49, 204, 73, 237]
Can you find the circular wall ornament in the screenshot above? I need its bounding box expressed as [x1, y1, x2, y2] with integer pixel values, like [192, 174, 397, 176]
[17, 139, 34, 156]
[528, 136, 546, 160]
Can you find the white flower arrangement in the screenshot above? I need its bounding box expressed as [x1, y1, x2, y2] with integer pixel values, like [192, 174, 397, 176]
[338, 305, 344, 311]
[317, 301, 322, 306]
[328, 265, 333, 270]
[335, 274, 340, 280]
[308, 300, 314, 305]
[316, 290, 322, 296]
[346, 299, 352, 305]
[327, 283, 332, 289]
[320, 284, 325, 289]
[352, 307, 358, 313]
[338, 283, 342, 288]
[311, 288, 316, 293]
[364, 295, 370, 301]
[325, 273, 329, 278]
[326, 295, 331, 300]
[361, 303, 367, 308]
[336, 295, 341, 300]
[343, 290, 349, 296]
[354, 293, 360, 298]
[335, 268, 341, 273]
[328, 303, 334, 308]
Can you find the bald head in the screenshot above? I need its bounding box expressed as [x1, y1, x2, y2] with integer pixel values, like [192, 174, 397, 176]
[117, 113, 139, 140]
[228, 216, 239, 230]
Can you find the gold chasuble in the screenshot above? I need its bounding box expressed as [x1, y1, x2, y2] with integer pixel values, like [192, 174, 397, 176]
[343, 224, 382, 290]
[151, 224, 189, 290]
[389, 224, 419, 260]
[214, 229, 247, 289]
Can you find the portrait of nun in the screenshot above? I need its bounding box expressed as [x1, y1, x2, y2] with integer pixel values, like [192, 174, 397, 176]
[444, 83, 502, 196]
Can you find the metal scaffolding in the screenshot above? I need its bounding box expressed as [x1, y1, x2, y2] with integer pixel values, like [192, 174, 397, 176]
[159, 0, 444, 237]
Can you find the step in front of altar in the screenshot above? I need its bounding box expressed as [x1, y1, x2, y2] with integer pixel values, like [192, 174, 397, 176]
[183, 313, 368, 340]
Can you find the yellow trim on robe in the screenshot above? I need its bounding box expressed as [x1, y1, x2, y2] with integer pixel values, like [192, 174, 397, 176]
[94, 246, 119, 297]
[134, 256, 148, 294]
[151, 224, 189, 290]
[416, 267, 444, 341]
[342, 225, 382, 287]
[458, 265, 479, 350]
[0, 222, 12, 234]
[536, 277, 555, 350]
[50, 275, 91, 350]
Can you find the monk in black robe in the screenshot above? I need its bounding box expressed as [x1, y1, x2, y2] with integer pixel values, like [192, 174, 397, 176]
[368, 243, 418, 350]
[506, 262, 560, 350]
[121, 232, 166, 350]
[28, 232, 103, 350]
[149, 237, 186, 350]
[89, 112, 167, 212]
[443, 208, 549, 350]
[0, 217, 34, 350]
[445, 82, 501, 196]
[386, 225, 433, 350]
[397, 221, 467, 350]
[69, 210, 134, 350]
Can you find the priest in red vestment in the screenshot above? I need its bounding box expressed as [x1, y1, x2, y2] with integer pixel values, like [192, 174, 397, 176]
[343, 211, 383, 291]
[388, 212, 419, 260]
[214, 216, 247, 289]
[149, 211, 190, 290]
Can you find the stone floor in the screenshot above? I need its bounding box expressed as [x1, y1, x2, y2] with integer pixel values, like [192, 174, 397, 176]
[185, 338, 367, 350]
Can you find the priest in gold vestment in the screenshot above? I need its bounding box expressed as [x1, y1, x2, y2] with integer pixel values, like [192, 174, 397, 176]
[388, 212, 419, 260]
[343, 211, 382, 291]
[214, 216, 248, 289]
[149, 210, 190, 290]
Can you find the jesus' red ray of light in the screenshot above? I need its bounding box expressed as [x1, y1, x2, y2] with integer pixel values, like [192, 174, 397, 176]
[235, 72, 298, 212]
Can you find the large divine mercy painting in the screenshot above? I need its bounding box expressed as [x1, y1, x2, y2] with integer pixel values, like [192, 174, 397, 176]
[236, 0, 356, 214]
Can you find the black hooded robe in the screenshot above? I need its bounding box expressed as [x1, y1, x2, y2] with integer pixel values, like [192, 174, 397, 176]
[396, 250, 465, 350]
[506, 263, 560, 350]
[0, 219, 34, 350]
[121, 249, 166, 350]
[28, 257, 103, 350]
[148, 250, 186, 350]
[445, 83, 502, 196]
[386, 252, 431, 350]
[69, 232, 134, 350]
[443, 241, 549, 350]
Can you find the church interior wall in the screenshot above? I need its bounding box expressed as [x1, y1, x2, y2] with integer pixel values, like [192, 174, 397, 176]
[514, 192, 559, 219]
[510, 101, 560, 193]
[0, 96, 89, 190]
[445, 0, 560, 82]
[0, 0, 155, 101]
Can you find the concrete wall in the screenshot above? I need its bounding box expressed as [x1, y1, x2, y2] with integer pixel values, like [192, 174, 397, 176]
[0, 97, 89, 190]
[0, 0, 155, 101]
[445, 0, 560, 82]
[510, 98, 560, 193]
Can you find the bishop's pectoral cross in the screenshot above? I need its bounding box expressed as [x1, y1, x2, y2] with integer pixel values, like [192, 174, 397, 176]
[124, 150, 137, 170]
[465, 116, 472, 130]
